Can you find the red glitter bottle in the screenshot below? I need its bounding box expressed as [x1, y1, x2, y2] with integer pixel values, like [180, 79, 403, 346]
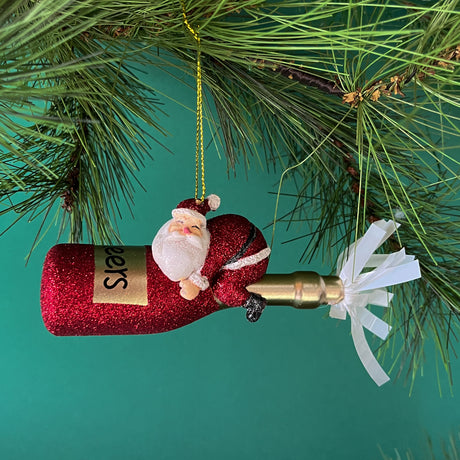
[41, 214, 271, 336]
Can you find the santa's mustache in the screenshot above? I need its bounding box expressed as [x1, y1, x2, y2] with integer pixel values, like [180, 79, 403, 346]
[163, 229, 207, 249]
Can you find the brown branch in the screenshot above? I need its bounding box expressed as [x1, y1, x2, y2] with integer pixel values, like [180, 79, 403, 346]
[252, 59, 344, 96]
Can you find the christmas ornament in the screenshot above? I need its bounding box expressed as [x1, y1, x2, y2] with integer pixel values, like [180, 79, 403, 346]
[40, 193, 421, 385]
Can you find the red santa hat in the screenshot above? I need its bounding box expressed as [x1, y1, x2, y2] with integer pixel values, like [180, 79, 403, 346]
[171, 194, 220, 227]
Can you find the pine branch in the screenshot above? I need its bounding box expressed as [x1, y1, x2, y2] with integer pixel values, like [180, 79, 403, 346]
[1, 0, 167, 246]
[1, 0, 460, 387]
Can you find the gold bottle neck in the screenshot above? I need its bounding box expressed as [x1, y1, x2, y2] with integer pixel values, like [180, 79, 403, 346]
[217, 271, 344, 310]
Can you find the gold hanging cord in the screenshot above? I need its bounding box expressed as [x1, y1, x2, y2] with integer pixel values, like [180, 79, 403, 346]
[181, 1, 206, 202]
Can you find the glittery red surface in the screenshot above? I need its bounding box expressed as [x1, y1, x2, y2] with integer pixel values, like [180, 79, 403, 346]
[204, 214, 269, 306]
[40, 214, 269, 336]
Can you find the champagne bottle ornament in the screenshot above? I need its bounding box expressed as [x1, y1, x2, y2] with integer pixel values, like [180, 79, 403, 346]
[41, 202, 421, 386]
[40, 4, 423, 386]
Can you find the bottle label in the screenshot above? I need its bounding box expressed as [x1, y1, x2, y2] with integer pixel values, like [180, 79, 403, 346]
[93, 246, 148, 306]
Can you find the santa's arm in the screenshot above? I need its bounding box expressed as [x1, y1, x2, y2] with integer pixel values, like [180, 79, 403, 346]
[211, 257, 269, 322]
[180, 271, 209, 300]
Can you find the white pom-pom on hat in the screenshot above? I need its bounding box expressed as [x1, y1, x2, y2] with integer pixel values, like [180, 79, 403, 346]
[206, 194, 220, 211]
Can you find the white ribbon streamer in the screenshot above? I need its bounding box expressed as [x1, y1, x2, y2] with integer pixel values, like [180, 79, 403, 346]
[329, 220, 421, 386]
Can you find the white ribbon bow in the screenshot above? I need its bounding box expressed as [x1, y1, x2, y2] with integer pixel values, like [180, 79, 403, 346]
[329, 220, 421, 386]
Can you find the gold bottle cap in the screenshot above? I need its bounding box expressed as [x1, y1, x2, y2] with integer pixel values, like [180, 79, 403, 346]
[247, 272, 343, 309]
[216, 272, 344, 310]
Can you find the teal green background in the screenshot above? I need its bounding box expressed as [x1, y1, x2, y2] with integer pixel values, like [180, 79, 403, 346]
[1, 62, 459, 459]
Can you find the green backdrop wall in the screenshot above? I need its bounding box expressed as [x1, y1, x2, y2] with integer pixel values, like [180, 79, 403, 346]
[1, 62, 459, 459]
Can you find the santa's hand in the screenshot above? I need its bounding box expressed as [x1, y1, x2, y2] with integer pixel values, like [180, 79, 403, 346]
[179, 279, 201, 300]
[243, 293, 267, 322]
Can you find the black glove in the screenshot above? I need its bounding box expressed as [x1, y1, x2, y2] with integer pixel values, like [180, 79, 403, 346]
[243, 293, 267, 323]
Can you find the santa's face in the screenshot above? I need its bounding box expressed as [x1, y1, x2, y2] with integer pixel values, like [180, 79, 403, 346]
[168, 213, 205, 238]
[152, 213, 210, 282]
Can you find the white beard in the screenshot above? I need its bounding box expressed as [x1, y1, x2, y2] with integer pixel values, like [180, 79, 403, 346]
[152, 219, 210, 282]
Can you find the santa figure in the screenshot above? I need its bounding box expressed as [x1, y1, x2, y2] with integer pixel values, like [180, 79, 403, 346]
[152, 194, 271, 322]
